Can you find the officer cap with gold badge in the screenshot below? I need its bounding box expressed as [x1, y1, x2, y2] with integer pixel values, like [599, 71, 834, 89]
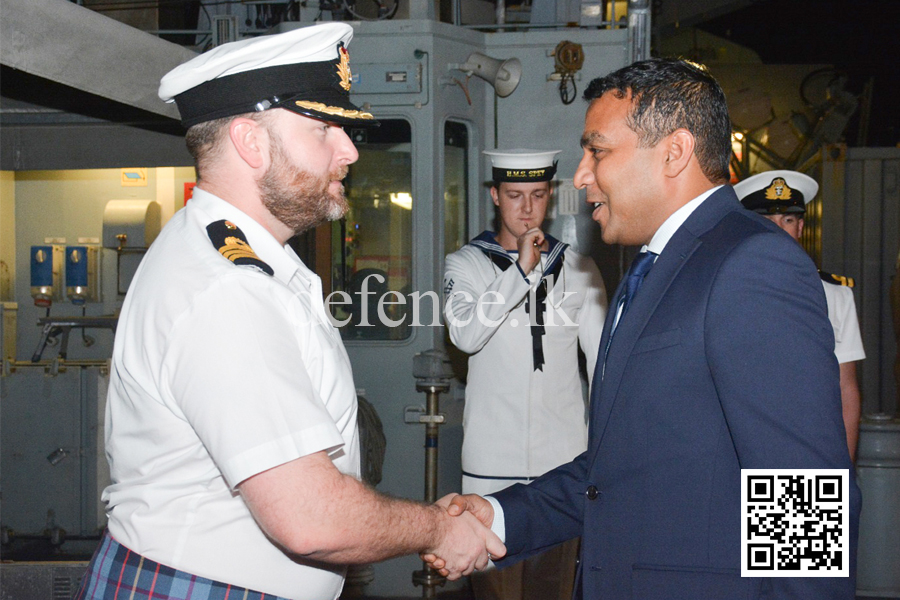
[734, 169, 818, 215]
[158, 22, 377, 128]
[484, 149, 561, 185]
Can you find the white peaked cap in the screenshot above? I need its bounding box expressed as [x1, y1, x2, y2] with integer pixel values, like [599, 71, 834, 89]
[157, 22, 376, 127]
[735, 170, 818, 214]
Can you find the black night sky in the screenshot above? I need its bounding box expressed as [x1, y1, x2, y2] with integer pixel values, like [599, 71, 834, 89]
[698, 0, 900, 147]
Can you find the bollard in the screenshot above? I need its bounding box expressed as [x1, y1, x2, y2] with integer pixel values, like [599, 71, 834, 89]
[855, 413, 900, 597]
[411, 349, 453, 599]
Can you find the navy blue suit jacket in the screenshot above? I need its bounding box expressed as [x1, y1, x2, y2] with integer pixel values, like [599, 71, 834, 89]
[493, 186, 861, 599]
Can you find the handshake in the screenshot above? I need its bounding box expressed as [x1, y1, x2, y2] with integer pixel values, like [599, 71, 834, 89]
[421, 493, 506, 580]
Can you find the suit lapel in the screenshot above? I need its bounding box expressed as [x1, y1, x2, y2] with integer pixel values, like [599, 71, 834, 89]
[587, 188, 742, 459]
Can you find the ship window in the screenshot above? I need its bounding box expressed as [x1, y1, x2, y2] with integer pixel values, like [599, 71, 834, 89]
[444, 121, 469, 258]
[332, 119, 413, 341]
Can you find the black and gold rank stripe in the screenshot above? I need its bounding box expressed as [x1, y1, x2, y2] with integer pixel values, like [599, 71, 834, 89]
[819, 270, 855, 288]
[206, 220, 274, 276]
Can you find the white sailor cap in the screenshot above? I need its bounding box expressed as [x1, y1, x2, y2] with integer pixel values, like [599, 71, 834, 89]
[734, 170, 818, 215]
[484, 149, 561, 183]
[158, 22, 377, 128]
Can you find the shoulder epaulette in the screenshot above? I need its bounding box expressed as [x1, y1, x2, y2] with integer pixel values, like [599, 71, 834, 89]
[206, 220, 274, 276]
[819, 270, 854, 288]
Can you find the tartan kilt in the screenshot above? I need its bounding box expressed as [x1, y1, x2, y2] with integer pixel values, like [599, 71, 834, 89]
[74, 531, 291, 600]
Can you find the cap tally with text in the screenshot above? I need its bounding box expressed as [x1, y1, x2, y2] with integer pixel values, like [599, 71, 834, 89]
[158, 22, 377, 128]
[485, 149, 561, 184]
[734, 170, 818, 215]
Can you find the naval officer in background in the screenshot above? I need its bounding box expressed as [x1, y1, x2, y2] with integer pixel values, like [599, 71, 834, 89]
[74, 23, 503, 600]
[443, 149, 607, 600]
[736, 170, 866, 460]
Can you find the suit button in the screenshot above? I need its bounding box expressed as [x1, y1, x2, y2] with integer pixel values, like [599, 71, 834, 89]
[586, 485, 599, 500]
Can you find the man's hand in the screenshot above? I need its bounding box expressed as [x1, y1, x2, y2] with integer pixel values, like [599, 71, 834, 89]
[440, 493, 495, 526]
[516, 227, 545, 274]
[421, 494, 499, 576]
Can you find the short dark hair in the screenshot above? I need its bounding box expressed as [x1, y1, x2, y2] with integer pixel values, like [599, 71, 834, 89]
[583, 58, 732, 184]
[184, 111, 273, 182]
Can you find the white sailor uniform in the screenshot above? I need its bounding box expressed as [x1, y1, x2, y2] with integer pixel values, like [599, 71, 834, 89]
[443, 232, 606, 496]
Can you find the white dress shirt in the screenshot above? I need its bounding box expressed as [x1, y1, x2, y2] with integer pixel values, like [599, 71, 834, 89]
[104, 188, 359, 599]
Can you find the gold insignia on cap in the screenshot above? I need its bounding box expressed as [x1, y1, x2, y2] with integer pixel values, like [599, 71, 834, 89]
[337, 45, 352, 92]
[764, 177, 793, 200]
[294, 100, 375, 120]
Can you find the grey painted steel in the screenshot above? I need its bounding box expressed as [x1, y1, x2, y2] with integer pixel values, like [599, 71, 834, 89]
[0, 122, 193, 171]
[0, 366, 108, 538]
[529, 0, 558, 26]
[0, 0, 193, 120]
[855, 414, 900, 597]
[406, 0, 436, 21]
[821, 146, 900, 418]
[0, 562, 89, 600]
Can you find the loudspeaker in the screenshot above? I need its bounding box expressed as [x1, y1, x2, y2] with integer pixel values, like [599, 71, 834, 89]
[461, 52, 522, 97]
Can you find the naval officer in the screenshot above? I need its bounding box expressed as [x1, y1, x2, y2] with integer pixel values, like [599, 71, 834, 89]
[736, 170, 866, 460]
[74, 23, 503, 600]
[443, 149, 607, 600]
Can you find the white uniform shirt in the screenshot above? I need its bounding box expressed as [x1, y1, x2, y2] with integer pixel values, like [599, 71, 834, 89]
[822, 279, 866, 364]
[103, 188, 360, 600]
[443, 234, 606, 495]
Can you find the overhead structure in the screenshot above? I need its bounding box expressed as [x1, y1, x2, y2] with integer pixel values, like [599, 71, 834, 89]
[0, 0, 194, 120]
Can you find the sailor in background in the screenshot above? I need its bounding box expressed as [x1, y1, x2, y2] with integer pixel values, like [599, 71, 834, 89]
[736, 170, 866, 460]
[443, 149, 607, 600]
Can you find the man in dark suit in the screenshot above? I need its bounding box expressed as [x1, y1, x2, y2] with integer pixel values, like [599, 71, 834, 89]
[425, 58, 860, 599]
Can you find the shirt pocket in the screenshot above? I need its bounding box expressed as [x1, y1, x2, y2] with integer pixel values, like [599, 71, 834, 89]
[632, 327, 681, 355]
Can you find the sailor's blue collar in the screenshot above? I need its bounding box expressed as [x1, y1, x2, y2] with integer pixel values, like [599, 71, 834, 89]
[468, 230, 568, 278]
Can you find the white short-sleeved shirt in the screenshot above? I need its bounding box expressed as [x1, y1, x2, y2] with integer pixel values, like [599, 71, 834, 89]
[822, 280, 866, 364]
[103, 188, 359, 600]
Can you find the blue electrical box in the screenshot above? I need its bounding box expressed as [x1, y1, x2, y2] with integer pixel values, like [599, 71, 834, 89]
[30, 245, 60, 307]
[65, 245, 99, 305]
[66, 246, 88, 305]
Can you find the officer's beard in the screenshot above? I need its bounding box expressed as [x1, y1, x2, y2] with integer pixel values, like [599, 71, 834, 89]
[258, 132, 350, 236]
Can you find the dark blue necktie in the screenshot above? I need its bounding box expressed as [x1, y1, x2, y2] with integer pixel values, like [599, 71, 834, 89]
[602, 250, 657, 376]
[617, 250, 657, 326]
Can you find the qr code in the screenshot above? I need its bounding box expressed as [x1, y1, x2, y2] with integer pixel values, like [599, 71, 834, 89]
[741, 469, 848, 577]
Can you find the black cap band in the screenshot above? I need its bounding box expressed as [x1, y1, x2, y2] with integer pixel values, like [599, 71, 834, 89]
[740, 188, 806, 214]
[174, 61, 376, 128]
[491, 161, 558, 183]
